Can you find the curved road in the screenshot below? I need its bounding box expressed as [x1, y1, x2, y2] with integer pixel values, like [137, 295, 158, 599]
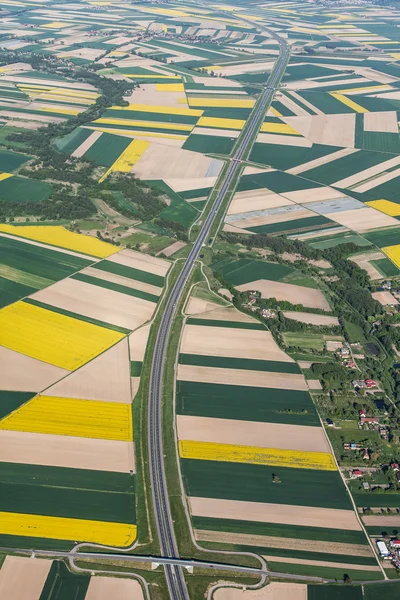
[148, 25, 289, 600]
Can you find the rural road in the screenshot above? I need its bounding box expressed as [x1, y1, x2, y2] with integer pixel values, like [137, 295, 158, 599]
[147, 22, 290, 600]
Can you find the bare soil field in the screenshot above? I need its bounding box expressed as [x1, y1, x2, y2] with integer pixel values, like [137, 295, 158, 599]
[129, 324, 151, 362]
[350, 251, 386, 280]
[181, 325, 294, 361]
[0, 556, 52, 600]
[214, 582, 307, 600]
[177, 364, 308, 390]
[31, 277, 155, 331]
[185, 297, 223, 315]
[282, 311, 339, 326]
[85, 576, 144, 600]
[189, 497, 362, 530]
[363, 111, 399, 133]
[46, 338, 131, 403]
[166, 176, 218, 192]
[231, 207, 315, 230]
[285, 114, 356, 147]
[227, 189, 293, 215]
[176, 415, 331, 453]
[0, 345, 69, 392]
[193, 307, 256, 323]
[107, 248, 170, 277]
[160, 240, 186, 257]
[0, 430, 134, 472]
[195, 529, 371, 556]
[308, 380, 322, 390]
[236, 280, 331, 311]
[372, 291, 398, 305]
[262, 555, 379, 571]
[326, 207, 399, 232]
[281, 186, 343, 204]
[133, 144, 223, 180]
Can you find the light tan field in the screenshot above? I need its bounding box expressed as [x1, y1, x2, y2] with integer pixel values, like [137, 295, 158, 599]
[285, 114, 356, 147]
[350, 251, 386, 280]
[72, 130, 103, 158]
[85, 576, 144, 600]
[276, 93, 310, 116]
[282, 311, 339, 326]
[31, 278, 155, 331]
[230, 207, 315, 230]
[0, 556, 52, 600]
[0, 430, 134, 472]
[281, 186, 342, 204]
[185, 297, 223, 316]
[189, 497, 362, 530]
[45, 338, 131, 403]
[364, 111, 399, 133]
[129, 324, 151, 362]
[107, 248, 170, 277]
[132, 144, 223, 180]
[264, 555, 379, 572]
[0, 345, 69, 392]
[363, 515, 400, 526]
[256, 133, 312, 147]
[333, 155, 400, 188]
[308, 379, 322, 390]
[288, 148, 357, 176]
[326, 207, 399, 232]
[82, 265, 162, 296]
[166, 176, 218, 192]
[0, 110, 64, 123]
[192, 127, 240, 138]
[228, 189, 293, 215]
[214, 582, 307, 600]
[236, 280, 331, 311]
[160, 240, 186, 257]
[181, 325, 294, 361]
[125, 85, 185, 108]
[177, 364, 308, 390]
[195, 529, 371, 557]
[372, 291, 399, 305]
[354, 167, 400, 194]
[192, 306, 255, 323]
[211, 61, 275, 76]
[177, 415, 331, 453]
[223, 223, 256, 235]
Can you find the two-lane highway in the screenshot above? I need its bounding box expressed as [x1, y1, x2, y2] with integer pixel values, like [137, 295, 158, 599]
[148, 24, 290, 600]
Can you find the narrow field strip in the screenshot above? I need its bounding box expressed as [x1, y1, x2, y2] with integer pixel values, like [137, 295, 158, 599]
[0, 395, 133, 441]
[179, 440, 336, 470]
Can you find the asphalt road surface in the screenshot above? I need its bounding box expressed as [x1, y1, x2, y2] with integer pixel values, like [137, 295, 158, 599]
[147, 24, 290, 600]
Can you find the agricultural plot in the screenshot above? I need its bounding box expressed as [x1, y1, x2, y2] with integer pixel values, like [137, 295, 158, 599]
[176, 297, 379, 580]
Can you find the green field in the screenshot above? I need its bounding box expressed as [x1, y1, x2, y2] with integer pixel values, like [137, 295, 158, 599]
[0, 175, 52, 203]
[308, 585, 363, 600]
[39, 560, 89, 600]
[283, 332, 328, 351]
[212, 257, 294, 284]
[364, 581, 400, 599]
[187, 317, 265, 330]
[178, 354, 301, 373]
[93, 258, 165, 287]
[71, 272, 159, 303]
[371, 258, 400, 277]
[0, 148, 32, 171]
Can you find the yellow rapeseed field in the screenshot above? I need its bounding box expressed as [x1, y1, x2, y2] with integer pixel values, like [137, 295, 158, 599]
[40, 106, 81, 116]
[179, 440, 336, 471]
[187, 98, 255, 108]
[0, 224, 119, 258]
[156, 83, 185, 92]
[366, 199, 400, 217]
[330, 93, 368, 113]
[0, 301, 124, 370]
[0, 395, 133, 440]
[197, 116, 245, 130]
[260, 122, 300, 135]
[111, 104, 203, 117]
[99, 139, 149, 182]
[383, 244, 400, 268]
[0, 512, 136, 546]
[93, 118, 193, 131]
[0, 173, 13, 182]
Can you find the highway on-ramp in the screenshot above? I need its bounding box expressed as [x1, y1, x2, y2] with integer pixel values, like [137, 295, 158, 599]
[147, 25, 290, 600]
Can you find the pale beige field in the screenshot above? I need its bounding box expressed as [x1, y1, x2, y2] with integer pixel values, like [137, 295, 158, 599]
[280, 186, 342, 204]
[129, 324, 151, 362]
[229, 207, 315, 230]
[350, 251, 386, 280]
[132, 144, 223, 180]
[45, 338, 131, 403]
[326, 207, 399, 232]
[0, 430, 134, 472]
[177, 415, 331, 453]
[160, 240, 186, 257]
[185, 297, 223, 316]
[125, 84, 183, 107]
[227, 189, 293, 215]
[85, 576, 144, 600]
[0, 556, 52, 600]
[195, 529, 371, 557]
[372, 291, 399, 305]
[236, 280, 331, 311]
[166, 176, 218, 192]
[177, 364, 308, 390]
[363, 515, 400, 526]
[263, 556, 379, 572]
[72, 130, 102, 158]
[285, 114, 356, 147]
[288, 148, 357, 176]
[192, 306, 255, 323]
[256, 133, 312, 147]
[82, 265, 162, 296]
[0, 345, 69, 392]
[276, 93, 310, 116]
[189, 497, 362, 530]
[308, 379, 322, 390]
[363, 110, 399, 133]
[223, 223, 256, 235]
[214, 582, 307, 600]
[31, 278, 155, 331]
[107, 248, 170, 277]
[282, 311, 339, 326]
[333, 155, 400, 188]
[354, 167, 400, 194]
[191, 127, 240, 138]
[181, 325, 294, 361]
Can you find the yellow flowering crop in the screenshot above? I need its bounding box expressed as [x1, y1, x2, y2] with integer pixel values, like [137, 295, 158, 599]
[0, 512, 136, 546]
[187, 98, 255, 108]
[366, 199, 400, 216]
[197, 116, 245, 130]
[179, 440, 336, 471]
[383, 244, 400, 268]
[0, 301, 124, 370]
[99, 139, 149, 182]
[39, 106, 81, 116]
[0, 173, 13, 182]
[330, 93, 368, 113]
[156, 83, 185, 92]
[0, 224, 119, 258]
[260, 122, 301, 135]
[0, 395, 132, 440]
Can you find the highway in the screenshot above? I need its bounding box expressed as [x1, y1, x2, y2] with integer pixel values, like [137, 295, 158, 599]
[147, 24, 290, 600]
